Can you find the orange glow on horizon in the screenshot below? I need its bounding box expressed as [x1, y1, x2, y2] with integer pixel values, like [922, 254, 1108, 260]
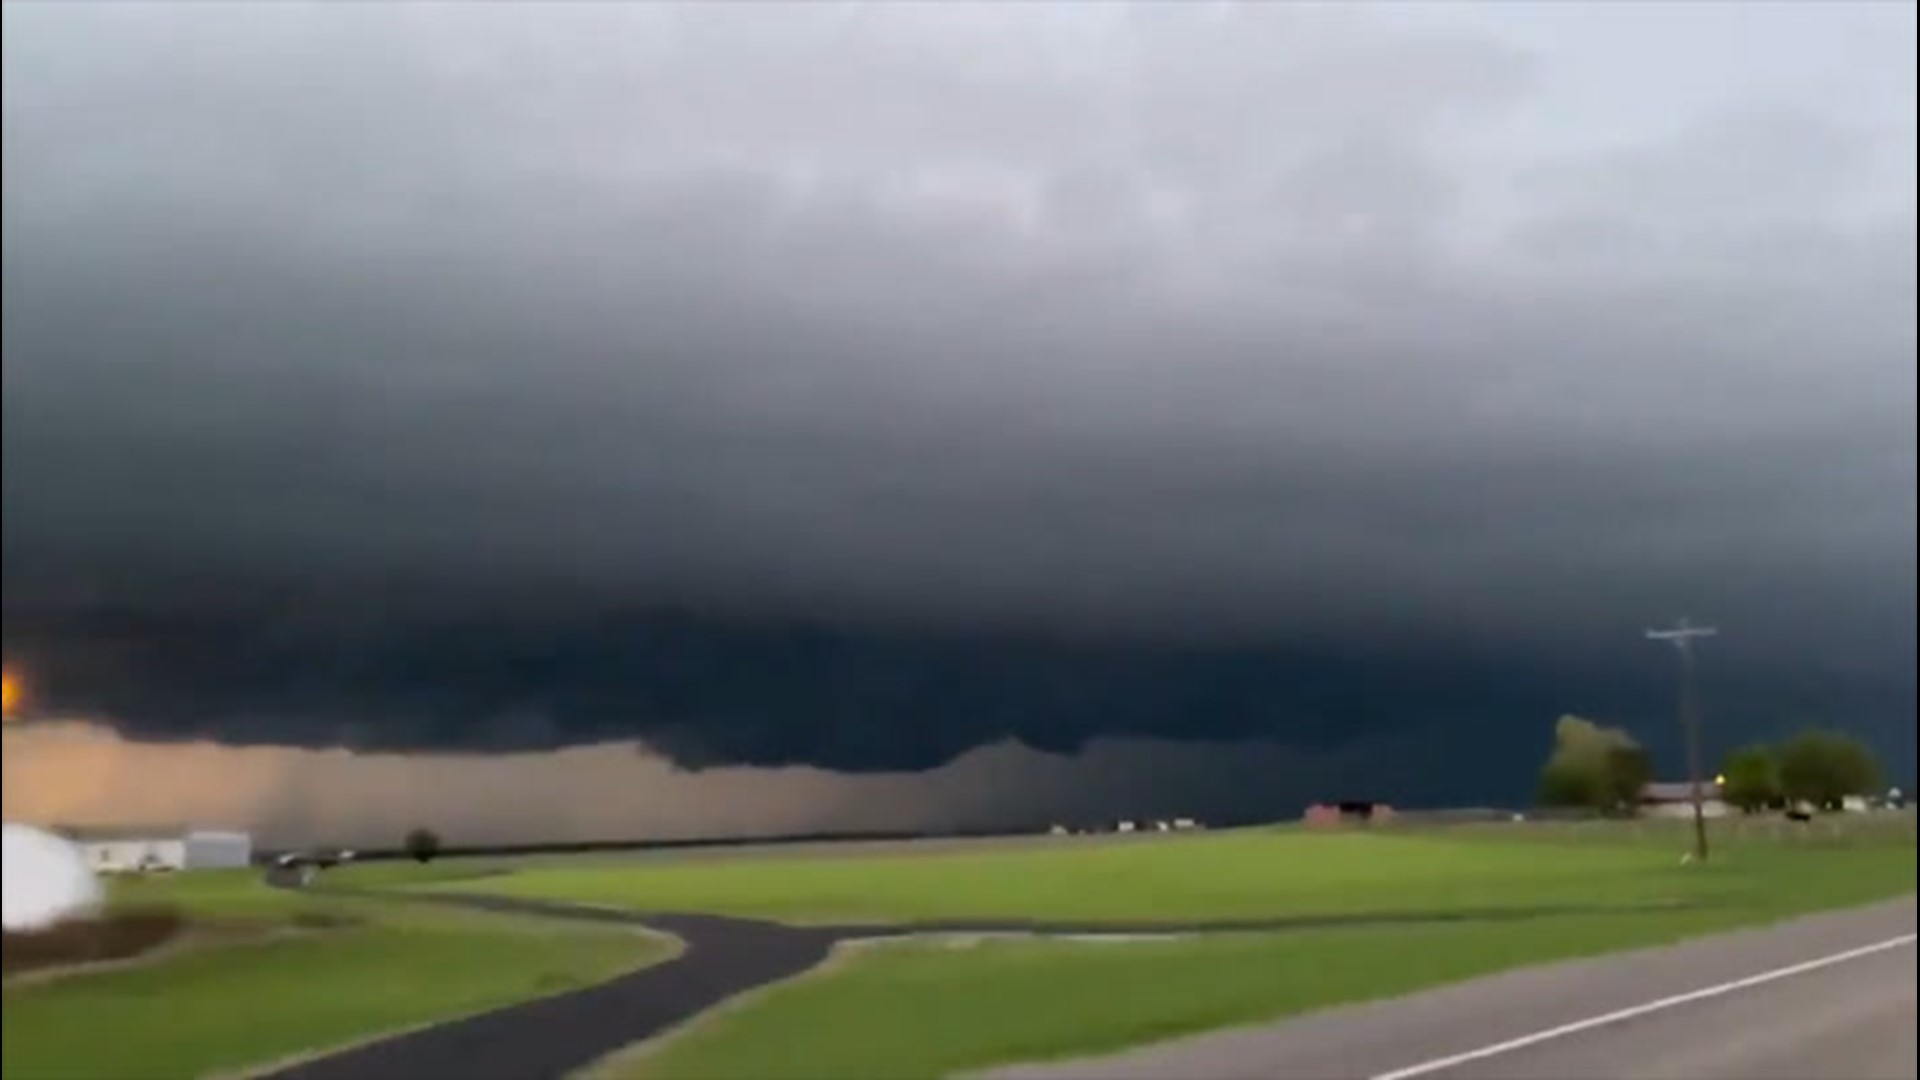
[2, 670, 23, 718]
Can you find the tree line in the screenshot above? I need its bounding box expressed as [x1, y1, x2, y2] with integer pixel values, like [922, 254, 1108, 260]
[1719, 730, 1884, 813]
[1537, 714, 1887, 816]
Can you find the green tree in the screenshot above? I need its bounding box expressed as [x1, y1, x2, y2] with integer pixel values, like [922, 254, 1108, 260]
[1536, 715, 1652, 815]
[403, 827, 442, 864]
[1777, 729, 1882, 811]
[1537, 755, 1603, 810]
[1720, 743, 1782, 813]
[1602, 742, 1654, 811]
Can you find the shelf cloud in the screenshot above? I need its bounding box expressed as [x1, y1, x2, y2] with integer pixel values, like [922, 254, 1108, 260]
[4, 3, 1913, 829]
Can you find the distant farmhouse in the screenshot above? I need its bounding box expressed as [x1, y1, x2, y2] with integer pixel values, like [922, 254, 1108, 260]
[1303, 801, 1396, 827]
[56, 825, 253, 874]
[1637, 779, 1894, 819]
[1636, 781, 1731, 820]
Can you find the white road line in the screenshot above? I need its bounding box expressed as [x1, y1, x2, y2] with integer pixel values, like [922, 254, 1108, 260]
[1368, 932, 1919, 1080]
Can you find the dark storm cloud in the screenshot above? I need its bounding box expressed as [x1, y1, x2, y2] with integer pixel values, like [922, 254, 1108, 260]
[4, 4, 1915, 785]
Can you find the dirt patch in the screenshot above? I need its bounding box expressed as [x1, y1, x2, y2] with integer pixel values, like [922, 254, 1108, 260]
[289, 910, 365, 932]
[3, 906, 366, 987]
[2, 907, 186, 978]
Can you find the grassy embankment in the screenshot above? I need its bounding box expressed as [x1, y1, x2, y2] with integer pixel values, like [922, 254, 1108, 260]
[507, 816, 1916, 1079]
[2, 862, 673, 1080]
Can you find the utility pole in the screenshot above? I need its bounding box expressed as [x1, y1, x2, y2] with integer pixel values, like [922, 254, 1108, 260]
[1646, 618, 1717, 863]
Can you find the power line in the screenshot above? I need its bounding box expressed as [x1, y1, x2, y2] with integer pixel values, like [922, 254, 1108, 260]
[1646, 618, 1718, 863]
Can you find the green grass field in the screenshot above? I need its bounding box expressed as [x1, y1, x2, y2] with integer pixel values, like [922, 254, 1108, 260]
[5, 817, 1910, 1080]
[443, 825, 1740, 925]
[593, 819, 1915, 1079]
[2, 867, 673, 1080]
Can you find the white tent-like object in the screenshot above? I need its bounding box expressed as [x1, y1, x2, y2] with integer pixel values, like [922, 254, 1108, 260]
[2, 822, 105, 932]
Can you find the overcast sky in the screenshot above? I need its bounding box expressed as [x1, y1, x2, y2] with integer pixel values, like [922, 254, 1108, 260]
[2, 2, 1913, 839]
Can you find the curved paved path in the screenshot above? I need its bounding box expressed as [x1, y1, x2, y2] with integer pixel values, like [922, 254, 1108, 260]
[256, 877, 1697, 1080]
[261, 900, 841, 1080]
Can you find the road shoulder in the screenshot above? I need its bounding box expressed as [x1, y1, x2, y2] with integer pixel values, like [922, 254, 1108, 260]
[981, 895, 1918, 1080]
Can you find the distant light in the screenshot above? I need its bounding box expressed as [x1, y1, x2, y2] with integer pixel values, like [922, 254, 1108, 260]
[0, 670, 22, 719]
[1714, 774, 1726, 786]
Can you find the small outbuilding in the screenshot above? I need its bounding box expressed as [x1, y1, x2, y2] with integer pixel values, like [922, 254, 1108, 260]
[57, 825, 254, 874]
[1303, 801, 1396, 827]
[1637, 782, 1731, 820]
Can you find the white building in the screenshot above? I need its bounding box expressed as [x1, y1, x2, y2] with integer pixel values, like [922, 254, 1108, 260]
[58, 825, 253, 874]
[1637, 782, 1731, 820]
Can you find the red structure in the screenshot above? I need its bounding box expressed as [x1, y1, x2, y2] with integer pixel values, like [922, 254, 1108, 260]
[1303, 803, 1344, 828]
[1302, 802, 1396, 827]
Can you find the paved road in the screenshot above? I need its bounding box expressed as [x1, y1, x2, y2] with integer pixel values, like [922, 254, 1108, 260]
[1437, 941, 1914, 1080]
[986, 895, 1917, 1080]
[255, 882, 1680, 1080]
